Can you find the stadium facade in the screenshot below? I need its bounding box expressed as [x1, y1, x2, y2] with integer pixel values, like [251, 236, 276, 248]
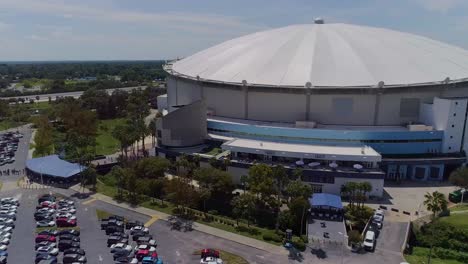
[156, 21, 468, 197]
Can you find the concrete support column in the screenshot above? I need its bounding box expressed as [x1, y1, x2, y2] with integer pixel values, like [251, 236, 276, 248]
[305, 82, 312, 121]
[373, 82, 385, 125]
[243, 80, 249, 119]
[197, 76, 204, 100]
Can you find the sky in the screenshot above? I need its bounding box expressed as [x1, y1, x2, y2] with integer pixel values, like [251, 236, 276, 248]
[0, 0, 468, 61]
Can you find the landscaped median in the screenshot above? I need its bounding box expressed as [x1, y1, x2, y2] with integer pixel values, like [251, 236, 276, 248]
[94, 181, 301, 249]
[404, 205, 468, 264]
[193, 249, 248, 264]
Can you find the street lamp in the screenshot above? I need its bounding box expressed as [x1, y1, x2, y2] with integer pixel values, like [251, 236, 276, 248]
[338, 232, 348, 264]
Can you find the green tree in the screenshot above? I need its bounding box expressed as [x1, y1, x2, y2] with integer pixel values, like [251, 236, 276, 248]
[164, 177, 199, 213]
[278, 210, 295, 230]
[194, 167, 234, 213]
[231, 193, 256, 226]
[424, 191, 448, 220]
[286, 180, 312, 201]
[449, 167, 468, 203]
[108, 166, 126, 199]
[147, 178, 167, 205]
[272, 165, 289, 231]
[124, 168, 138, 204]
[112, 124, 133, 159]
[248, 164, 275, 198]
[81, 167, 97, 190]
[134, 157, 170, 179]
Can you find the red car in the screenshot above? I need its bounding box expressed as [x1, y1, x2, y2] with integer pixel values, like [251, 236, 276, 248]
[201, 249, 219, 259]
[35, 234, 56, 243]
[56, 217, 77, 227]
[40, 201, 57, 209]
[136, 249, 157, 261]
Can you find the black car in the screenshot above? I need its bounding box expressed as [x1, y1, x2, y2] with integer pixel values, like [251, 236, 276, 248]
[58, 229, 80, 236]
[58, 240, 80, 251]
[125, 220, 143, 230]
[100, 220, 108, 230]
[113, 249, 133, 260]
[108, 215, 125, 221]
[63, 253, 87, 263]
[132, 231, 151, 241]
[105, 225, 124, 235]
[110, 231, 129, 239]
[38, 195, 56, 204]
[0, 256, 6, 264]
[35, 214, 54, 221]
[107, 235, 127, 247]
[38, 229, 59, 236]
[35, 254, 57, 264]
[114, 252, 136, 263]
[63, 248, 85, 256]
[59, 235, 80, 242]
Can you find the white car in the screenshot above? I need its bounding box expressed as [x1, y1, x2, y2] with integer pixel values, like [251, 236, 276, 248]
[0, 226, 13, 233]
[58, 207, 76, 214]
[37, 208, 55, 214]
[56, 212, 76, 219]
[130, 226, 149, 234]
[110, 243, 133, 253]
[0, 231, 11, 239]
[0, 236, 10, 245]
[0, 244, 7, 251]
[58, 199, 75, 206]
[37, 246, 59, 256]
[36, 220, 55, 227]
[363, 230, 375, 251]
[374, 209, 385, 220]
[201, 257, 224, 264]
[0, 198, 19, 206]
[0, 205, 17, 211]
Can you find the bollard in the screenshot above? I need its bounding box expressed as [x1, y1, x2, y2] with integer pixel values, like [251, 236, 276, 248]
[379, 205, 387, 210]
[391, 208, 399, 212]
[403, 211, 411, 215]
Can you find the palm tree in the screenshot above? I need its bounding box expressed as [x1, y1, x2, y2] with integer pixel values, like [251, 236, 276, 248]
[423, 191, 448, 220]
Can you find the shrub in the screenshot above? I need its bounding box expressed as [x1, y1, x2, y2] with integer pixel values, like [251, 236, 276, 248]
[292, 237, 306, 251]
[208, 210, 218, 215]
[300, 235, 308, 243]
[263, 234, 273, 241]
[348, 230, 362, 245]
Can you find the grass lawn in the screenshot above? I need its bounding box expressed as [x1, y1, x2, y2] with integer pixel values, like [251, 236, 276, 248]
[96, 181, 288, 246]
[405, 247, 464, 264]
[449, 204, 468, 212]
[205, 147, 222, 156]
[193, 249, 248, 264]
[0, 120, 23, 131]
[438, 211, 468, 229]
[96, 209, 113, 220]
[95, 118, 126, 155]
[36, 226, 80, 233]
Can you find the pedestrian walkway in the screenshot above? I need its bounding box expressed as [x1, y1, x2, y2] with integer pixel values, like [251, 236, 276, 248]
[70, 185, 288, 255]
[18, 176, 51, 189]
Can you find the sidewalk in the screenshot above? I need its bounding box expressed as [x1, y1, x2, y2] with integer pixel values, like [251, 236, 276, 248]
[70, 185, 288, 255]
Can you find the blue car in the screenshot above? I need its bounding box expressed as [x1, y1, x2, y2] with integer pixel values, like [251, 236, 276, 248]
[142, 256, 163, 264]
[0, 251, 7, 257]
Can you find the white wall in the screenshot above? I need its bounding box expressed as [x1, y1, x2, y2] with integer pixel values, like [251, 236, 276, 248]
[157, 94, 168, 112]
[204, 86, 244, 118]
[248, 92, 306, 122]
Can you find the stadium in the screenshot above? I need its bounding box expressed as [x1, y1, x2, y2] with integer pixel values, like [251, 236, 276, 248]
[156, 20, 468, 196]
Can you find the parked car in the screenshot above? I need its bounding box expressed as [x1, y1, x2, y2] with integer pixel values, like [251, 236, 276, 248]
[36, 245, 59, 256]
[132, 231, 150, 241]
[35, 235, 56, 243]
[126, 220, 143, 230]
[58, 240, 80, 251]
[35, 241, 56, 250]
[35, 254, 57, 264]
[63, 253, 87, 263]
[56, 218, 77, 227]
[137, 237, 157, 246]
[38, 230, 59, 237]
[58, 229, 80, 236]
[201, 249, 220, 259]
[63, 248, 85, 256]
[36, 220, 56, 227]
[110, 243, 133, 253]
[130, 226, 149, 235]
[363, 231, 376, 251]
[59, 235, 80, 242]
[142, 256, 163, 264]
[0, 255, 6, 264]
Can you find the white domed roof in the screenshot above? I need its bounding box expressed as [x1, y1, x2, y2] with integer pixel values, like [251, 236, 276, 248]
[171, 23, 468, 88]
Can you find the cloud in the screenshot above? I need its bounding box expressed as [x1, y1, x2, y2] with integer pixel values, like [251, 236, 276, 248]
[413, 0, 463, 12]
[0, 22, 11, 31]
[0, 0, 262, 33]
[26, 34, 48, 41]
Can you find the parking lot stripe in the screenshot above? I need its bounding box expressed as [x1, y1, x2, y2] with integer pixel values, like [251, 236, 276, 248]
[144, 215, 159, 227]
[82, 198, 97, 205]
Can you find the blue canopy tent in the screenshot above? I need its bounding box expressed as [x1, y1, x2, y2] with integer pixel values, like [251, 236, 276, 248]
[308, 193, 343, 221]
[26, 155, 85, 184]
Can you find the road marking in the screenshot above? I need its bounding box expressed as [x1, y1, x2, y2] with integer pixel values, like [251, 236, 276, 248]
[98, 255, 103, 262]
[176, 250, 180, 257]
[256, 255, 265, 259]
[82, 198, 97, 205]
[144, 215, 160, 227]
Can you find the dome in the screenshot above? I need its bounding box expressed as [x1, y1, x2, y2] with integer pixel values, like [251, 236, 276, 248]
[171, 23, 468, 88]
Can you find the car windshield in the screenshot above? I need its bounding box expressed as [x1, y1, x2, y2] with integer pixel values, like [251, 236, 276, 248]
[365, 238, 373, 243]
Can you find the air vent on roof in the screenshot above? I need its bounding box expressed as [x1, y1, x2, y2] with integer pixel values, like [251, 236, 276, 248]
[314, 18, 324, 24]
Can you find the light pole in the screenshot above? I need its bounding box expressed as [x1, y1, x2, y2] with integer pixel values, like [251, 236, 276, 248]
[338, 232, 348, 264]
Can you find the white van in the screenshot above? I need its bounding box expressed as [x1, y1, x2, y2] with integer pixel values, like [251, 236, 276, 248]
[363, 230, 376, 251]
